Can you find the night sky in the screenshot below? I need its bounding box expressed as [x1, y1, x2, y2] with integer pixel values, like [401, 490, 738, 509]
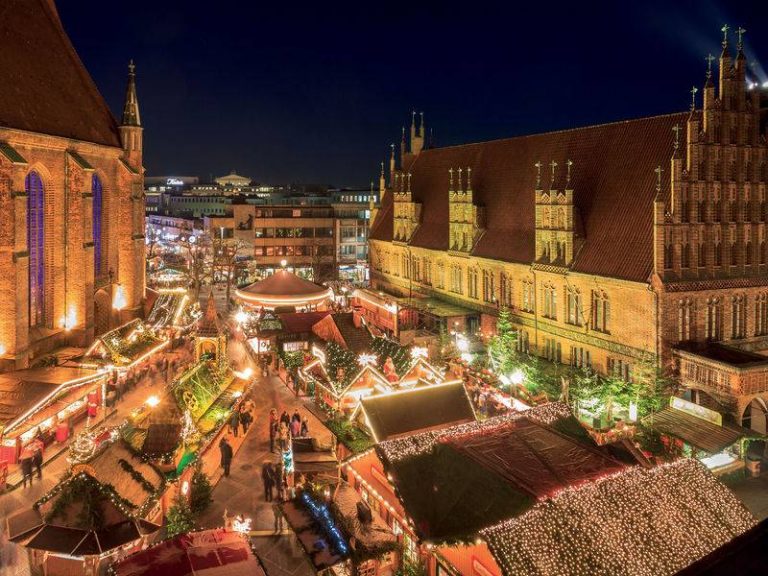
[58, 0, 768, 187]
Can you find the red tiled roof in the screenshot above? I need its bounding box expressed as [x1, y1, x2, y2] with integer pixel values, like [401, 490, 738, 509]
[277, 311, 330, 334]
[371, 113, 688, 282]
[0, 0, 121, 147]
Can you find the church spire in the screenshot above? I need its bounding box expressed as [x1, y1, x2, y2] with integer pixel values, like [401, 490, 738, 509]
[121, 60, 141, 127]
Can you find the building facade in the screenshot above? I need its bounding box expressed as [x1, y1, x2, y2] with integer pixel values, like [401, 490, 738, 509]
[369, 35, 768, 429]
[0, 0, 145, 371]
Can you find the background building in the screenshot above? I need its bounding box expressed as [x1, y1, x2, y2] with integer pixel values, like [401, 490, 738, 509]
[0, 0, 145, 371]
[368, 39, 768, 431]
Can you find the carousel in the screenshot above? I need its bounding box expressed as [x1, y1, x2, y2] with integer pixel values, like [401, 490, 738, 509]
[234, 268, 333, 312]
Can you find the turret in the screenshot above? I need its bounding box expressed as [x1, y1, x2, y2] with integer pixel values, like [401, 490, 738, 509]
[120, 60, 143, 169]
[410, 111, 425, 155]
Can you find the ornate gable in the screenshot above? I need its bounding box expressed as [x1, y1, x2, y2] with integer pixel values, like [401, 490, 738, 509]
[448, 167, 485, 254]
[393, 171, 421, 244]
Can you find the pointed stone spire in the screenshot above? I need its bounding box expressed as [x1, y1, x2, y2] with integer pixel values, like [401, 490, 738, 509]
[736, 26, 746, 56]
[720, 24, 730, 55]
[121, 60, 141, 127]
[705, 53, 715, 85]
[419, 112, 425, 137]
[389, 143, 396, 176]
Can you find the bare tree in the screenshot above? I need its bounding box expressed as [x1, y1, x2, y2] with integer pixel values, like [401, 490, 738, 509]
[180, 233, 212, 301]
[212, 237, 247, 310]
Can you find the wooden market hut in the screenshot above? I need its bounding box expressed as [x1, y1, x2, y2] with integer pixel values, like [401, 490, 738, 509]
[7, 441, 164, 576]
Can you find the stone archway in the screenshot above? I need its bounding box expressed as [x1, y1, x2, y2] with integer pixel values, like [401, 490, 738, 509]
[742, 397, 768, 435]
[94, 288, 111, 337]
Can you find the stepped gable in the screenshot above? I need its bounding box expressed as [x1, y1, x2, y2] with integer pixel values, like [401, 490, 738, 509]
[0, 0, 121, 147]
[371, 112, 687, 282]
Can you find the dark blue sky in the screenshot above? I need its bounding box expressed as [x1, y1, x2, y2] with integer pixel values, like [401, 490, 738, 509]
[58, 0, 768, 186]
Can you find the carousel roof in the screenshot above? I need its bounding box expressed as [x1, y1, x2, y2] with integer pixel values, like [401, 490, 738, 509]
[235, 269, 332, 307]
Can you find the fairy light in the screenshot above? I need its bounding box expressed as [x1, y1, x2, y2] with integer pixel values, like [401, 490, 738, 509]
[480, 459, 756, 576]
[358, 353, 377, 366]
[380, 402, 572, 463]
[113, 284, 127, 311]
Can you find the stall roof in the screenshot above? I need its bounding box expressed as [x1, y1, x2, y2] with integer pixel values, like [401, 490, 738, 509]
[675, 517, 768, 575]
[0, 366, 102, 428]
[481, 459, 756, 576]
[360, 381, 476, 441]
[647, 407, 751, 454]
[112, 528, 263, 576]
[277, 311, 330, 334]
[333, 482, 397, 551]
[377, 403, 624, 542]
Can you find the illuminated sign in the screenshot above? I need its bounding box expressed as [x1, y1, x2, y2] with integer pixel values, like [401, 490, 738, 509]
[670, 396, 722, 426]
[166, 178, 184, 186]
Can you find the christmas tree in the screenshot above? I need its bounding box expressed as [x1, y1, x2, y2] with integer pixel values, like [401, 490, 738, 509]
[166, 493, 195, 537]
[189, 463, 213, 515]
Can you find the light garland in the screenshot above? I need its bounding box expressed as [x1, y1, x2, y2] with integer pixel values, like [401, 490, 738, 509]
[480, 459, 756, 576]
[379, 402, 572, 463]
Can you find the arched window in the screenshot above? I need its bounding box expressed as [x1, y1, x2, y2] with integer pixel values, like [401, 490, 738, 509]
[745, 242, 753, 266]
[27, 171, 45, 327]
[697, 200, 705, 222]
[714, 242, 722, 266]
[681, 243, 691, 268]
[698, 242, 707, 267]
[713, 199, 722, 222]
[92, 175, 104, 278]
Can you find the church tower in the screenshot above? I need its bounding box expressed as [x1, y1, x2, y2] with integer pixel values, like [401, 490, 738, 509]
[117, 60, 146, 320]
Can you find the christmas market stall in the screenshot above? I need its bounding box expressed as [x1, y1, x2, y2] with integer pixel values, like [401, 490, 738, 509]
[122, 358, 247, 477]
[363, 403, 626, 576]
[354, 381, 476, 442]
[480, 459, 757, 576]
[110, 528, 266, 576]
[643, 396, 758, 475]
[7, 437, 164, 576]
[280, 481, 397, 576]
[84, 319, 169, 371]
[0, 366, 107, 463]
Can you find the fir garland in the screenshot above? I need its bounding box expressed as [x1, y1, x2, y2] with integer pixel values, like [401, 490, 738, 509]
[118, 459, 156, 493]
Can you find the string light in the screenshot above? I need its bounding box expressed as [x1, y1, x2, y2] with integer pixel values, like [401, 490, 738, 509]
[480, 459, 756, 576]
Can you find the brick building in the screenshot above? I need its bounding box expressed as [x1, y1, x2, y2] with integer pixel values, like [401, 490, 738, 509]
[369, 32, 768, 430]
[0, 0, 145, 372]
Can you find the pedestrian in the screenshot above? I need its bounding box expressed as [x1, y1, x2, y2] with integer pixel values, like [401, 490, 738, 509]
[274, 462, 285, 501]
[269, 409, 278, 452]
[240, 406, 252, 435]
[32, 439, 44, 479]
[291, 410, 300, 425]
[229, 409, 240, 438]
[272, 501, 284, 533]
[279, 410, 290, 427]
[219, 437, 233, 477]
[290, 416, 301, 438]
[279, 422, 291, 451]
[19, 449, 34, 488]
[262, 462, 274, 502]
[300, 417, 309, 438]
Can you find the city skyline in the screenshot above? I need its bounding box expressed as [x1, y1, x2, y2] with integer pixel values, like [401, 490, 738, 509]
[59, 0, 768, 185]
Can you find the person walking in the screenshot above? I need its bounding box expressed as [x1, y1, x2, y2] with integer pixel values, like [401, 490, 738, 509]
[269, 409, 278, 452]
[300, 417, 309, 438]
[228, 409, 240, 438]
[32, 439, 44, 479]
[240, 406, 252, 435]
[274, 462, 285, 500]
[19, 446, 34, 488]
[262, 462, 275, 502]
[219, 437, 233, 477]
[290, 416, 301, 438]
[279, 410, 290, 427]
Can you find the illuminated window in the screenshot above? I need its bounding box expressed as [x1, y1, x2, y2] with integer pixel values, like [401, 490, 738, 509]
[27, 171, 45, 327]
[93, 175, 104, 278]
[542, 284, 557, 319]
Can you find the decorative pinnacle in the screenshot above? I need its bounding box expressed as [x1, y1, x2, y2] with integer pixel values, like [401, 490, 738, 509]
[705, 53, 715, 78]
[549, 160, 558, 185]
[466, 167, 472, 190]
[690, 86, 698, 112]
[672, 125, 681, 152]
[380, 161, 385, 177]
[655, 166, 664, 193]
[407, 172, 412, 192]
[534, 161, 542, 189]
[721, 24, 729, 48]
[448, 167, 454, 191]
[457, 167, 463, 193]
[128, 59, 136, 75]
[737, 26, 746, 50]
[566, 160, 573, 185]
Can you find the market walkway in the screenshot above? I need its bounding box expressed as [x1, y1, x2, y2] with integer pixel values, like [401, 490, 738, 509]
[198, 336, 329, 576]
